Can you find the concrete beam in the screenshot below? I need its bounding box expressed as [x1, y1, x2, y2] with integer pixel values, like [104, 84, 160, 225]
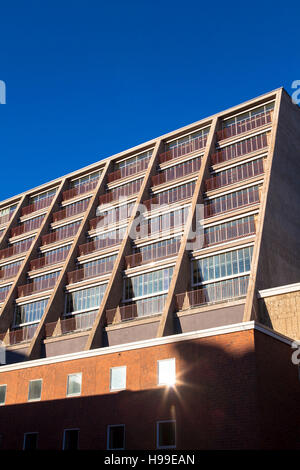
[85, 139, 163, 350]
[27, 162, 111, 360]
[156, 117, 219, 337]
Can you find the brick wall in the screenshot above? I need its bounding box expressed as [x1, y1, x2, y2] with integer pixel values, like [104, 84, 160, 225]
[0, 327, 299, 450]
[259, 290, 300, 339]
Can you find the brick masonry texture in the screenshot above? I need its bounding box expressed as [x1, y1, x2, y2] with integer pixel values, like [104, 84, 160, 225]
[0, 328, 299, 450]
[260, 291, 300, 339]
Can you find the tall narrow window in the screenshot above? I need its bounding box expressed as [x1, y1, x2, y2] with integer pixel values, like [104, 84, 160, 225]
[28, 379, 42, 402]
[0, 385, 7, 405]
[63, 429, 79, 450]
[157, 358, 176, 386]
[157, 420, 176, 449]
[110, 366, 126, 391]
[23, 433, 38, 450]
[107, 425, 125, 450]
[67, 373, 82, 397]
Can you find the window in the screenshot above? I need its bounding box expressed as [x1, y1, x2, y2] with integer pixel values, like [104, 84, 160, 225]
[67, 373, 82, 397]
[30, 188, 57, 204]
[204, 215, 255, 246]
[157, 358, 176, 386]
[71, 170, 101, 188]
[0, 385, 7, 405]
[62, 197, 91, 219]
[0, 285, 10, 302]
[147, 205, 189, 236]
[205, 185, 260, 217]
[110, 366, 126, 391]
[136, 236, 181, 261]
[20, 214, 45, 232]
[134, 294, 167, 317]
[107, 425, 125, 450]
[109, 178, 143, 199]
[160, 156, 201, 184]
[0, 204, 17, 218]
[156, 181, 196, 206]
[97, 202, 135, 227]
[222, 103, 274, 128]
[63, 429, 79, 450]
[124, 268, 174, 301]
[44, 245, 71, 264]
[23, 433, 38, 450]
[65, 284, 107, 315]
[52, 220, 81, 239]
[92, 226, 126, 243]
[193, 246, 253, 285]
[9, 236, 35, 253]
[166, 127, 209, 151]
[0, 261, 22, 279]
[14, 298, 48, 326]
[28, 379, 42, 401]
[29, 271, 60, 292]
[80, 255, 117, 278]
[157, 421, 176, 449]
[116, 149, 152, 171]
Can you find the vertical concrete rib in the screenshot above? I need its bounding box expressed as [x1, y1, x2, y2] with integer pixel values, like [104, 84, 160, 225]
[85, 139, 163, 350]
[0, 181, 66, 335]
[0, 195, 26, 251]
[28, 161, 111, 360]
[242, 89, 283, 321]
[156, 117, 219, 337]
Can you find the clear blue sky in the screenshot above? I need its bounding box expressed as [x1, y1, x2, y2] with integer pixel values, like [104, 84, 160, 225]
[0, 0, 299, 201]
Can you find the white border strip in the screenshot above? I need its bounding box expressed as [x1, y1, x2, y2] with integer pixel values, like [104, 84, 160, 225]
[0, 321, 293, 373]
[258, 282, 300, 298]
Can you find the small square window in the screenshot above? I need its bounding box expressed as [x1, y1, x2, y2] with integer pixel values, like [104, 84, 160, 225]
[63, 429, 79, 450]
[28, 380, 42, 402]
[157, 420, 176, 449]
[67, 373, 82, 397]
[23, 433, 38, 450]
[157, 358, 176, 386]
[0, 385, 7, 405]
[107, 425, 125, 450]
[110, 366, 126, 391]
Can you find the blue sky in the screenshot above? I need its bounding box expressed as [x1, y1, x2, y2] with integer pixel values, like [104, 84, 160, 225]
[0, 0, 299, 201]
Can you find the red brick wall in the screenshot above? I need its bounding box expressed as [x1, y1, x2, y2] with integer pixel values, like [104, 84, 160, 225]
[254, 329, 300, 449]
[0, 328, 298, 450]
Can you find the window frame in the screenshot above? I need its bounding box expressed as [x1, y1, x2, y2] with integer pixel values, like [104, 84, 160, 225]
[107, 424, 125, 450]
[157, 358, 176, 386]
[23, 432, 39, 450]
[0, 384, 7, 406]
[28, 378, 43, 402]
[66, 372, 82, 397]
[156, 420, 176, 449]
[109, 366, 127, 392]
[62, 428, 80, 450]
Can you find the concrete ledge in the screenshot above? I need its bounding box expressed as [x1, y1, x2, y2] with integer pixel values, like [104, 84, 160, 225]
[258, 282, 300, 298]
[0, 320, 294, 373]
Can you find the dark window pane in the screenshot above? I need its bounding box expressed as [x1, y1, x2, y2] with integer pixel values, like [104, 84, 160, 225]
[158, 421, 176, 448]
[24, 433, 38, 450]
[63, 430, 79, 450]
[0, 385, 6, 405]
[108, 425, 125, 450]
[28, 380, 42, 401]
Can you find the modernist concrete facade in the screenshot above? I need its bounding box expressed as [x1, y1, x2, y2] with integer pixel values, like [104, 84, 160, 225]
[0, 87, 299, 449]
